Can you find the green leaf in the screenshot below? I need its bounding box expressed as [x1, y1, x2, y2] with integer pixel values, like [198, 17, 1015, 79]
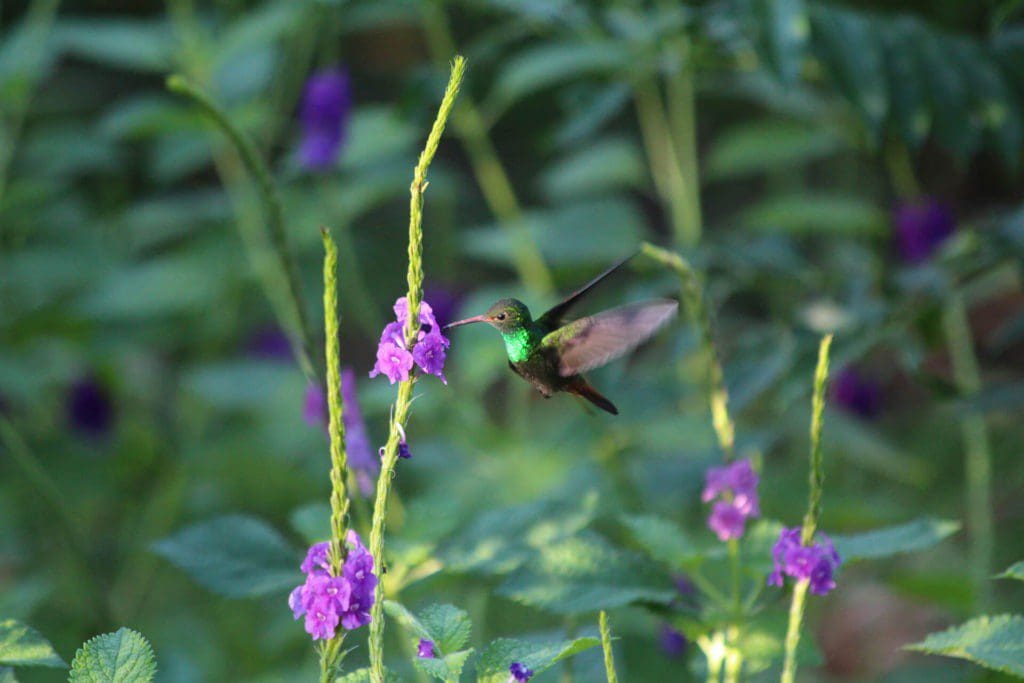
[68, 628, 156, 683]
[880, 19, 931, 149]
[152, 515, 298, 598]
[0, 620, 65, 668]
[413, 649, 473, 682]
[705, 119, 842, 180]
[999, 561, 1024, 582]
[833, 518, 960, 562]
[182, 360, 299, 410]
[915, 26, 982, 159]
[742, 193, 886, 235]
[907, 614, 1024, 677]
[477, 637, 600, 683]
[756, 0, 810, 85]
[498, 533, 676, 614]
[335, 667, 399, 682]
[0, 667, 15, 682]
[55, 19, 174, 73]
[383, 602, 471, 655]
[621, 514, 701, 570]
[540, 138, 644, 200]
[952, 39, 1023, 172]
[487, 41, 630, 117]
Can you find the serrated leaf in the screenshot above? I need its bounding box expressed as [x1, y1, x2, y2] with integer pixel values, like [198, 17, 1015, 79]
[153, 515, 298, 598]
[383, 602, 471, 656]
[413, 649, 473, 682]
[705, 119, 842, 180]
[335, 667, 399, 682]
[621, 514, 701, 569]
[907, 614, 1024, 676]
[69, 628, 156, 683]
[999, 561, 1024, 582]
[498, 533, 676, 614]
[0, 620, 65, 668]
[833, 518, 959, 562]
[477, 637, 600, 683]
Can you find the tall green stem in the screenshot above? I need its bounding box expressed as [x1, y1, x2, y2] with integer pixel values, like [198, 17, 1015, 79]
[420, 4, 553, 296]
[367, 57, 466, 683]
[599, 611, 619, 683]
[166, 75, 316, 381]
[665, 42, 703, 246]
[640, 242, 735, 459]
[781, 334, 833, 683]
[943, 294, 994, 610]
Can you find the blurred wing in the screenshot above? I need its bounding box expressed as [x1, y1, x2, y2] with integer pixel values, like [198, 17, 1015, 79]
[536, 252, 637, 330]
[544, 300, 678, 376]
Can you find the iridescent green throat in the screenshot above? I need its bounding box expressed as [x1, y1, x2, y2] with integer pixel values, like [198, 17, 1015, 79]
[501, 326, 537, 363]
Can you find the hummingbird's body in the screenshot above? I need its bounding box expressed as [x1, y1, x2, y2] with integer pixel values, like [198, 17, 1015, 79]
[446, 256, 677, 415]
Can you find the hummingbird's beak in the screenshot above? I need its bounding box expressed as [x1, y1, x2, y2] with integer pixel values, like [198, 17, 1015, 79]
[444, 314, 489, 329]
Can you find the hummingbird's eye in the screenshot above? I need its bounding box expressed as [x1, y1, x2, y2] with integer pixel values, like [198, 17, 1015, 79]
[496, 313, 506, 321]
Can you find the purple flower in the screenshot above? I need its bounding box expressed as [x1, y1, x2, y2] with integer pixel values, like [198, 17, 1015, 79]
[768, 526, 841, 596]
[289, 531, 377, 640]
[370, 297, 451, 384]
[659, 624, 687, 658]
[303, 384, 327, 427]
[831, 367, 882, 419]
[247, 326, 292, 361]
[341, 368, 379, 496]
[417, 639, 435, 658]
[702, 458, 760, 541]
[894, 198, 956, 264]
[508, 662, 534, 682]
[67, 374, 114, 437]
[423, 284, 463, 328]
[298, 69, 352, 170]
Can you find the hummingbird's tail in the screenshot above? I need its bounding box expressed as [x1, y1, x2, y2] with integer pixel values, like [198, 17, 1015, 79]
[569, 378, 618, 415]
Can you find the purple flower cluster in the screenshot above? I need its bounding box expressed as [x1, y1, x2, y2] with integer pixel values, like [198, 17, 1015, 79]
[370, 297, 450, 384]
[508, 662, 534, 682]
[288, 531, 378, 640]
[298, 68, 352, 171]
[831, 367, 882, 419]
[768, 527, 841, 596]
[417, 638, 435, 658]
[894, 198, 956, 264]
[702, 458, 760, 541]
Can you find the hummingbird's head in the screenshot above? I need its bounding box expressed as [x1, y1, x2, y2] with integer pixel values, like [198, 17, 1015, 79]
[444, 298, 532, 333]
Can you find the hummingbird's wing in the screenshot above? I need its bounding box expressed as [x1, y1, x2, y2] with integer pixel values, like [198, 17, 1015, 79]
[543, 299, 678, 377]
[535, 252, 637, 331]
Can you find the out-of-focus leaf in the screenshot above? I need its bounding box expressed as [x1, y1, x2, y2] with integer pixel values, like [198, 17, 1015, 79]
[339, 106, 417, 169]
[486, 42, 630, 117]
[705, 119, 842, 180]
[0, 620, 65, 668]
[907, 615, 1024, 676]
[441, 493, 598, 575]
[69, 629, 156, 683]
[953, 39, 1023, 172]
[755, 0, 810, 85]
[55, 19, 174, 73]
[182, 360, 298, 411]
[881, 19, 931, 149]
[541, 138, 643, 199]
[212, 45, 278, 103]
[152, 515, 298, 598]
[809, 6, 888, 138]
[121, 190, 230, 250]
[555, 84, 632, 148]
[833, 518, 960, 562]
[915, 27, 981, 159]
[998, 561, 1024, 582]
[955, 382, 1024, 417]
[464, 198, 643, 266]
[825, 412, 930, 486]
[290, 502, 331, 545]
[0, 666, 14, 682]
[498, 532, 676, 614]
[621, 514, 702, 569]
[742, 193, 886, 235]
[477, 637, 600, 683]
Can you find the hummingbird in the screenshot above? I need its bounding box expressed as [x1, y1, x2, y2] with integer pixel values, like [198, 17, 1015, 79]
[444, 255, 678, 415]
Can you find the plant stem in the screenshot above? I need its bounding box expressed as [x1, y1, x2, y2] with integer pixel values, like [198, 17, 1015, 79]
[420, 4, 553, 296]
[367, 57, 466, 683]
[943, 294, 994, 610]
[640, 242, 735, 459]
[634, 79, 699, 247]
[781, 334, 833, 682]
[723, 626, 742, 683]
[166, 75, 316, 381]
[599, 611, 619, 683]
[664, 40, 703, 246]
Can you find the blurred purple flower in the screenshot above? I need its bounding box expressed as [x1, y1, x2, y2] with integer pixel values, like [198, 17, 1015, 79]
[423, 284, 463, 328]
[702, 458, 760, 541]
[831, 367, 882, 419]
[67, 374, 114, 437]
[894, 198, 956, 264]
[417, 639, 435, 658]
[341, 368, 378, 496]
[370, 297, 450, 384]
[303, 384, 327, 427]
[768, 527, 841, 596]
[509, 662, 534, 682]
[289, 530, 377, 640]
[247, 326, 292, 361]
[298, 68, 352, 170]
[659, 623, 688, 658]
